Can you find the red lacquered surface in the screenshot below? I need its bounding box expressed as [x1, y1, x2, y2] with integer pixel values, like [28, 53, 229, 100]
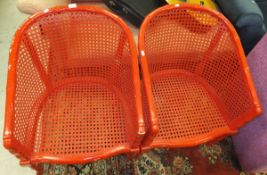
[139, 4, 262, 148]
[3, 5, 145, 165]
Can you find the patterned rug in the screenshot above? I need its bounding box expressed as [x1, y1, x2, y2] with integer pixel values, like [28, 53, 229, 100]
[42, 138, 266, 175]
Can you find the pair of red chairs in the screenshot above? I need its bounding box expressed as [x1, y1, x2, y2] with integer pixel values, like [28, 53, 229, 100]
[3, 4, 261, 172]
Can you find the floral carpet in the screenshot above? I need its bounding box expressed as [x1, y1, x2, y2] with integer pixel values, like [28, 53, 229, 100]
[42, 138, 266, 175]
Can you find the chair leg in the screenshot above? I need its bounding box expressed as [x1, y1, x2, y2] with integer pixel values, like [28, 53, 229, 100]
[127, 147, 142, 159]
[36, 169, 43, 175]
[32, 164, 43, 175]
